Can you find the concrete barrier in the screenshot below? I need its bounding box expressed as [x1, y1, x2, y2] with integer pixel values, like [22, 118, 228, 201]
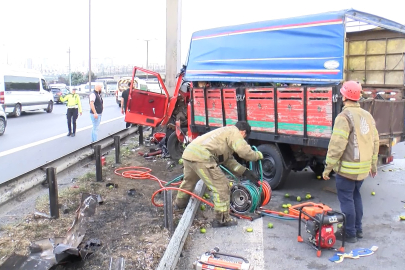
[157, 180, 206, 270]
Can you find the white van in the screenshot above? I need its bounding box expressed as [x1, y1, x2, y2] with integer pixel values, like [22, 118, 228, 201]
[0, 67, 54, 117]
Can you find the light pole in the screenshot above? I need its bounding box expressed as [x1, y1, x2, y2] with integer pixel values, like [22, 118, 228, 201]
[137, 38, 156, 80]
[67, 47, 71, 88]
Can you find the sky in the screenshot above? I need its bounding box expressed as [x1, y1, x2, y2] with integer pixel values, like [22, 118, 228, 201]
[0, 0, 404, 72]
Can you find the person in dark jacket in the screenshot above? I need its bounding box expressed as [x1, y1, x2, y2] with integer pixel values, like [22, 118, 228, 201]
[89, 84, 104, 142]
[121, 82, 131, 128]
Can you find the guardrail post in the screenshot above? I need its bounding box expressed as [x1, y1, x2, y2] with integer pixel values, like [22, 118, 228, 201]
[95, 145, 102, 182]
[114, 135, 120, 164]
[46, 167, 59, 219]
[139, 126, 144, 145]
[163, 190, 174, 234]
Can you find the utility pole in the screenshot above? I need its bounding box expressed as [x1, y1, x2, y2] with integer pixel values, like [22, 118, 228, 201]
[88, 0, 92, 91]
[146, 39, 149, 80]
[166, 0, 182, 96]
[67, 47, 71, 88]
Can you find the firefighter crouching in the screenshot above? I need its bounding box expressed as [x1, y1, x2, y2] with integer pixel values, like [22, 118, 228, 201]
[323, 81, 379, 243]
[60, 88, 83, 137]
[174, 121, 263, 227]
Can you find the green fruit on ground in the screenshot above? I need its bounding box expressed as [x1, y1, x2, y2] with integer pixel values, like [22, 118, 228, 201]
[204, 193, 210, 199]
[284, 210, 289, 214]
[178, 158, 183, 165]
[200, 228, 206, 233]
[285, 193, 290, 198]
[306, 194, 311, 199]
[400, 216, 405, 221]
[371, 191, 376, 196]
[246, 228, 253, 232]
[287, 204, 292, 207]
[337, 223, 343, 228]
[200, 204, 206, 211]
[297, 196, 301, 202]
[282, 204, 288, 208]
[267, 223, 274, 228]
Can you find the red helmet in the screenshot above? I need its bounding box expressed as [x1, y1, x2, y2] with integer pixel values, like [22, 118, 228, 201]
[340, 81, 362, 101]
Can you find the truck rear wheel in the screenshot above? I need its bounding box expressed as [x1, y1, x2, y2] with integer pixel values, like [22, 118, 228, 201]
[167, 132, 184, 160]
[254, 144, 290, 190]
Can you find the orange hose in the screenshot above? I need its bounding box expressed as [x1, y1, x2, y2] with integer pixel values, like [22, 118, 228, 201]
[115, 166, 272, 211]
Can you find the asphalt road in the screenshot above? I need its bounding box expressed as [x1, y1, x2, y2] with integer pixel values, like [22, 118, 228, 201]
[177, 143, 405, 270]
[0, 96, 127, 183]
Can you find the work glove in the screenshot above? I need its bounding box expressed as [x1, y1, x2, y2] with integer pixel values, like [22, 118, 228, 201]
[257, 151, 264, 160]
[242, 168, 260, 184]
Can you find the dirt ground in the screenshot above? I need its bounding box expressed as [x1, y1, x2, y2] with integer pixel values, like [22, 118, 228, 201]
[0, 134, 184, 269]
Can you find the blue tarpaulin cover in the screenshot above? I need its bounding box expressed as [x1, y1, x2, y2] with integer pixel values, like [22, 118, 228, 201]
[184, 9, 405, 84]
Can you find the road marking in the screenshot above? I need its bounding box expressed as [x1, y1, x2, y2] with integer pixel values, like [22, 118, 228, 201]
[0, 116, 124, 158]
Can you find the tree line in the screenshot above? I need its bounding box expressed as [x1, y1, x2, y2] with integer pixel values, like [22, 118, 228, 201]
[57, 72, 97, 86]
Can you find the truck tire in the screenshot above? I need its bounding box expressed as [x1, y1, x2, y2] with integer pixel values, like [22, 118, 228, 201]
[253, 144, 290, 190]
[167, 132, 184, 160]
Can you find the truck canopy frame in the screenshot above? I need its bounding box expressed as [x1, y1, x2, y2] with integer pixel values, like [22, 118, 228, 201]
[184, 9, 405, 85]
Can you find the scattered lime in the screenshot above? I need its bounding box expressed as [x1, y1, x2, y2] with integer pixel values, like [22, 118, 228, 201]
[282, 204, 288, 208]
[287, 204, 292, 207]
[178, 158, 183, 165]
[285, 193, 290, 198]
[371, 191, 375, 196]
[204, 193, 210, 199]
[306, 194, 312, 199]
[267, 223, 274, 229]
[284, 210, 289, 214]
[246, 228, 253, 232]
[200, 204, 206, 211]
[317, 176, 321, 179]
[200, 228, 206, 233]
[297, 196, 301, 202]
[399, 216, 405, 221]
[337, 223, 343, 229]
[109, 185, 114, 189]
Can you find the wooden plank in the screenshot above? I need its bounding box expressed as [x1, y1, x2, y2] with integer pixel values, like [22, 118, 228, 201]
[157, 180, 206, 270]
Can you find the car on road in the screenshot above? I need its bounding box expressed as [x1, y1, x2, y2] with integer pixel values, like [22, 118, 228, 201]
[0, 105, 6, 136]
[51, 88, 69, 104]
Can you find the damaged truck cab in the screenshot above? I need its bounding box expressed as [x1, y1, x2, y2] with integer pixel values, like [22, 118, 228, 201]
[125, 9, 405, 190]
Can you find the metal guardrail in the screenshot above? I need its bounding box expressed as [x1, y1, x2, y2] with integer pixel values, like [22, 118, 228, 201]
[0, 128, 138, 206]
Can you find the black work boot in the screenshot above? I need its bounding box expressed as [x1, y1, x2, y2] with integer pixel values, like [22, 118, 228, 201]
[67, 132, 71, 137]
[211, 211, 238, 228]
[356, 231, 363, 238]
[71, 133, 76, 137]
[211, 218, 238, 228]
[335, 230, 357, 243]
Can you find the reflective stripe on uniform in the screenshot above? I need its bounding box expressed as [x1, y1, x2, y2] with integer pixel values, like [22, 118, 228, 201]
[372, 154, 378, 160]
[198, 168, 227, 211]
[338, 166, 370, 175]
[233, 164, 242, 172]
[332, 129, 349, 139]
[341, 160, 371, 168]
[326, 156, 339, 165]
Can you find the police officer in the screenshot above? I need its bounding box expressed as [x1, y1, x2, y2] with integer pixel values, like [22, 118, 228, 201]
[60, 88, 82, 137]
[174, 121, 263, 227]
[323, 81, 379, 243]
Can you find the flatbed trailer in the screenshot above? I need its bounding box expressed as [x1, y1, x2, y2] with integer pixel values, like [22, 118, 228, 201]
[125, 9, 405, 189]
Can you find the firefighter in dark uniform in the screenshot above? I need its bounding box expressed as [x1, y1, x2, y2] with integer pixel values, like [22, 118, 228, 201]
[60, 88, 82, 137]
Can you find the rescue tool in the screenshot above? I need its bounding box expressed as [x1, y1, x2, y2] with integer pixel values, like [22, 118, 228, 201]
[193, 247, 253, 270]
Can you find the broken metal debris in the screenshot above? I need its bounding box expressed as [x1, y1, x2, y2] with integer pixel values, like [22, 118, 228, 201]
[0, 193, 100, 270]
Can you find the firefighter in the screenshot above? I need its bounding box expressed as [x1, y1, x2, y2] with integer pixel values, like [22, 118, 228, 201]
[60, 88, 82, 137]
[323, 81, 379, 243]
[174, 121, 263, 227]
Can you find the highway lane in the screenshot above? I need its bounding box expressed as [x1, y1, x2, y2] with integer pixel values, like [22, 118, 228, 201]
[0, 96, 130, 183]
